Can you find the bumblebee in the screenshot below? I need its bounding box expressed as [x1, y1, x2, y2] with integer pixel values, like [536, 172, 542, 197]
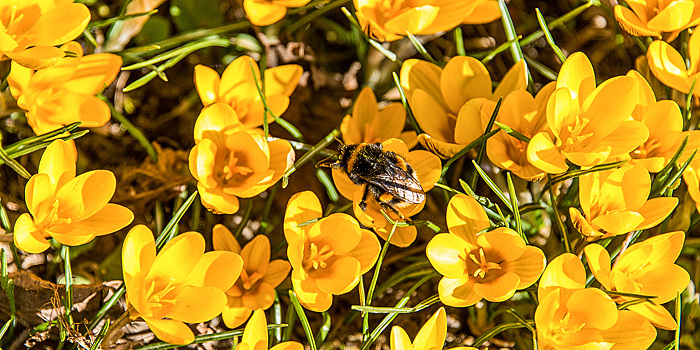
[320, 142, 425, 218]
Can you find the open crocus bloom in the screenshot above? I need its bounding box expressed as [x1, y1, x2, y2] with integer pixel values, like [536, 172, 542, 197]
[194, 55, 302, 129]
[189, 103, 295, 214]
[8, 41, 122, 135]
[625, 70, 700, 172]
[614, 0, 700, 40]
[122, 225, 243, 345]
[331, 139, 441, 247]
[526, 52, 649, 174]
[0, 0, 90, 69]
[585, 231, 690, 330]
[283, 191, 380, 311]
[212, 224, 291, 329]
[647, 28, 700, 98]
[400, 57, 527, 158]
[569, 164, 677, 239]
[426, 194, 545, 307]
[14, 140, 133, 253]
[536, 253, 657, 349]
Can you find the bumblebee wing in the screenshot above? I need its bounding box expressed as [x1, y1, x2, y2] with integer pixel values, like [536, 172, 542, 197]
[365, 162, 425, 204]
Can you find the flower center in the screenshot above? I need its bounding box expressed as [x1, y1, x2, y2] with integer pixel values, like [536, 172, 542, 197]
[240, 269, 263, 290]
[468, 248, 501, 279]
[555, 312, 586, 340]
[223, 152, 253, 180]
[631, 138, 662, 159]
[304, 243, 334, 270]
[38, 200, 72, 234]
[562, 116, 593, 152]
[145, 279, 178, 309]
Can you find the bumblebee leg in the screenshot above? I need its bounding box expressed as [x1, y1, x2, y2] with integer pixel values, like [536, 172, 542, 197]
[359, 185, 370, 211]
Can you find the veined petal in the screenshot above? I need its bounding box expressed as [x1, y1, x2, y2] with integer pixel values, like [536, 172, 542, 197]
[62, 53, 122, 94]
[26, 174, 53, 219]
[566, 288, 618, 330]
[25, 4, 90, 47]
[58, 203, 133, 237]
[186, 251, 243, 290]
[633, 263, 690, 303]
[580, 76, 639, 135]
[143, 317, 194, 345]
[594, 120, 649, 158]
[13, 213, 50, 254]
[241, 235, 271, 276]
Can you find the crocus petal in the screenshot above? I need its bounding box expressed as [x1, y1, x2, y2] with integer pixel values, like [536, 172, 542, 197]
[312, 214, 362, 255]
[399, 59, 442, 105]
[353, 229, 380, 273]
[635, 197, 678, 230]
[62, 53, 122, 94]
[49, 231, 96, 246]
[146, 232, 204, 284]
[614, 5, 662, 37]
[476, 228, 525, 262]
[391, 326, 413, 350]
[501, 246, 546, 289]
[633, 263, 690, 303]
[143, 317, 194, 345]
[212, 224, 242, 253]
[591, 211, 645, 235]
[598, 311, 656, 349]
[426, 233, 471, 278]
[557, 52, 596, 103]
[5, 46, 65, 70]
[122, 225, 157, 288]
[646, 1, 694, 32]
[186, 251, 243, 290]
[222, 304, 252, 329]
[284, 191, 322, 240]
[411, 89, 454, 143]
[198, 184, 240, 215]
[453, 98, 488, 145]
[63, 203, 133, 237]
[292, 277, 333, 312]
[262, 260, 292, 287]
[438, 277, 481, 307]
[462, 0, 501, 24]
[446, 194, 488, 244]
[583, 244, 613, 290]
[26, 174, 53, 219]
[194, 65, 221, 106]
[647, 40, 692, 94]
[25, 4, 90, 47]
[13, 213, 50, 254]
[38, 139, 76, 191]
[415, 133, 464, 159]
[193, 103, 241, 142]
[270, 342, 304, 350]
[241, 235, 271, 276]
[264, 64, 303, 97]
[313, 256, 361, 294]
[242, 282, 276, 309]
[492, 60, 528, 100]
[473, 271, 520, 302]
[413, 307, 446, 350]
[628, 302, 678, 330]
[161, 286, 227, 323]
[244, 0, 287, 26]
[440, 56, 492, 112]
[538, 253, 585, 298]
[527, 132, 568, 174]
[54, 170, 116, 221]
